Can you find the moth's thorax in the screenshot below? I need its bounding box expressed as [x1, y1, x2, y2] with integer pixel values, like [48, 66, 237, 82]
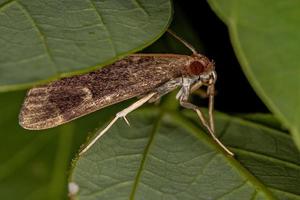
[183, 53, 215, 77]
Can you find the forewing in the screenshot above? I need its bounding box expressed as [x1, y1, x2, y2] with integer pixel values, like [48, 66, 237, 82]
[19, 54, 190, 130]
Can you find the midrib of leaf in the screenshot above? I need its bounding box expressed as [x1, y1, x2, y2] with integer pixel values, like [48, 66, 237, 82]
[169, 111, 276, 200]
[129, 112, 163, 200]
[48, 124, 75, 199]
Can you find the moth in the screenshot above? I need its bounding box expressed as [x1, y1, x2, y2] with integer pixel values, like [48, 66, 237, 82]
[19, 30, 233, 156]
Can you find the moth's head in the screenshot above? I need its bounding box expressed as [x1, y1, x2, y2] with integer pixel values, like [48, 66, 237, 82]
[186, 54, 216, 85]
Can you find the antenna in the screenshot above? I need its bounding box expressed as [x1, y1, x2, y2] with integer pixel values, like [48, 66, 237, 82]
[167, 29, 198, 54]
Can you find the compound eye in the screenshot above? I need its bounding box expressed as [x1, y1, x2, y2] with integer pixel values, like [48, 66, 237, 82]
[189, 61, 205, 75]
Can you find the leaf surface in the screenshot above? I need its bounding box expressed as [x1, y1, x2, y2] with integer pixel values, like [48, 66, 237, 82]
[70, 108, 300, 200]
[0, 0, 172, 91]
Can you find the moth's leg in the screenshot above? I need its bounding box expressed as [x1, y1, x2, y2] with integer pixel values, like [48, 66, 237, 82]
[178, 84, 234, 156]
[79, 92, 156, 155]
[176, 77, 193, 100]
[190, 80, 203, 93]
[192, 89, 209, 99]
[208, 84, 215, 133]
[177, 79, 213, 133]
[190, 80, 209, 99]
[180, 100, 233, 156]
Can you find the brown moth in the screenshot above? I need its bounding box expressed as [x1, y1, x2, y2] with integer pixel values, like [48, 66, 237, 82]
[19, 30, 233, 156]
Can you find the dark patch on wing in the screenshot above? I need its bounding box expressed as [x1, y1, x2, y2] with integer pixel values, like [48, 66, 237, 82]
[48, 88, 87, 113]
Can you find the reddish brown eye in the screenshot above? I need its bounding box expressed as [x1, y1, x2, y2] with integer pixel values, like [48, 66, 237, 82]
[189, 61, 205, 75]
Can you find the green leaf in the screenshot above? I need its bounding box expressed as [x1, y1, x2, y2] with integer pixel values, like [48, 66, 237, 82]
[238, 113, 288, 132]
[0, 90, 125, 199]
[207, 0, 300, 150]
[70, 108, 300, 200]
[0, 0, 172, 91]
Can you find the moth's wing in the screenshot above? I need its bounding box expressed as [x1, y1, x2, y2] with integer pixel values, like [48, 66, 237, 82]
[19, 79, 148, 130]
[19, 54, 190, 130]
[19, 86, 98, 130]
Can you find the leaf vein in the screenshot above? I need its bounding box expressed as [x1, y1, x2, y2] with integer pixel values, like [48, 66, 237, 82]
[232, 147, 300, 170]
[270, 187, 300, 199]
[16, 1, 58, 74]
[131, 0, 150, 16]
[0, 0, 15, 10]
[88, 0, 117, 56]
[129, 114, 162, 200]
[214, 181, 248, 200]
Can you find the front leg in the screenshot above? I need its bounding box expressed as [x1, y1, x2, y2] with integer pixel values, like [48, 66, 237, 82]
[178, 83, 234, 156]
[180, 100, 213, 136]
[208, 84, 215, 133]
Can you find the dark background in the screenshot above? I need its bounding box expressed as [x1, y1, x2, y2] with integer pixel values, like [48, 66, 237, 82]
[146, 1, 269, 114]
